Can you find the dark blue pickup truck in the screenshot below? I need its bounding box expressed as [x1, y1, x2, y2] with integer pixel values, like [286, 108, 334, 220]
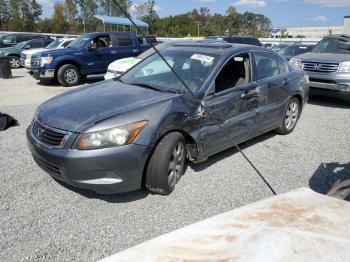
[30, 32, 151, 86]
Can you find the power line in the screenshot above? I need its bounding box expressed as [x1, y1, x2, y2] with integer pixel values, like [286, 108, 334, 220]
[111, 0, 277, 196]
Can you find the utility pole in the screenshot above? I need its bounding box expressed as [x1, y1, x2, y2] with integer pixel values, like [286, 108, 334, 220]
[197, 21, 202, 37]
[0, 3, 4, 31]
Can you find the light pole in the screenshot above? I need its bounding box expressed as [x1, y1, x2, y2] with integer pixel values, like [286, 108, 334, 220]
[197, 21, 202, 37]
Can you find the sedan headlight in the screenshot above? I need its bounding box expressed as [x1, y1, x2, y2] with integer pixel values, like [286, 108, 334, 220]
[289, 57, 301, 68]
[339, 61, 350, 73]
[73, 120, 148, 150]
[40, 55, 53, 67]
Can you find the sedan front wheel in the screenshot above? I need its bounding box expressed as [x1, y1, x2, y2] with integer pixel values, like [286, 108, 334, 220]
[145, 132, 186, 195]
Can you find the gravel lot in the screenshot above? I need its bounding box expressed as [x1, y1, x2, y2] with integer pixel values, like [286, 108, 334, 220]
[1, 68, 349, 262]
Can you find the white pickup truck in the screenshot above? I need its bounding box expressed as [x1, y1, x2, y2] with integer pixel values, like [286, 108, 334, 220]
[20, 38, 76, 69]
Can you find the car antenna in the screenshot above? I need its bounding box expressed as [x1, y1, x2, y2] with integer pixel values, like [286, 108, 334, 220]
[111, 0, 276, 196]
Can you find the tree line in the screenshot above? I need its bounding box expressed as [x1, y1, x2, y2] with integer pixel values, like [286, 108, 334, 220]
[0, 0, 271, 37]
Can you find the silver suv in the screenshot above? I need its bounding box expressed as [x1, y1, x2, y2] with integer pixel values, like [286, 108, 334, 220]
[290, 35, 350, 100]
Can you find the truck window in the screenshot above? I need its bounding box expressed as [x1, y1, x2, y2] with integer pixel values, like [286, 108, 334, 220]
[92, 35, 111, 48]
[117, 35, 134, 47]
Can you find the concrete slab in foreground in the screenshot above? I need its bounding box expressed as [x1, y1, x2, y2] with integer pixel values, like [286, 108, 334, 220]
[100, 188, 350, 262]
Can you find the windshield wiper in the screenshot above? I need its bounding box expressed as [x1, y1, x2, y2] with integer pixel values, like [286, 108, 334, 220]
[128, 82, 163, 92]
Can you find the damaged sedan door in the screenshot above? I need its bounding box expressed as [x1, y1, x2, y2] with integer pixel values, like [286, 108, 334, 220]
[200, 52, 262, 157]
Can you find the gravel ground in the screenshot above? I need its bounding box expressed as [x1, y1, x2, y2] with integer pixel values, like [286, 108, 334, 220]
[1, 69, 349, 262]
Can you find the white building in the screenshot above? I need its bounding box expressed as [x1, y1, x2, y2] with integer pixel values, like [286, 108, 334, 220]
[274, 16, 350, 38]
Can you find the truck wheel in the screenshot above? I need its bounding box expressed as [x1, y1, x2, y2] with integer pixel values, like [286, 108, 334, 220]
[9, 56, 20, 68]
[145, 132, 186, 195]
[57, 64, 80, 87]
[276, 98, 300, 135]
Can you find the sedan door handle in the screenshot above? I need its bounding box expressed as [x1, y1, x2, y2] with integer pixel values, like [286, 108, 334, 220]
[241, 89, 260, 99]
[283, 79, 290, 85]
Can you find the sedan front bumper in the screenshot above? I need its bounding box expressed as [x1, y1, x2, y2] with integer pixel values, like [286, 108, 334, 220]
[306, 71, 350, 100]
[26, 125, 151, 194]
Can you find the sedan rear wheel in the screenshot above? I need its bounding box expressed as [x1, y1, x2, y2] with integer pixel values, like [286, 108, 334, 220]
[276, 97, 300, 135]
[145, 132, 186, 195]
[9, 56, 20, 68]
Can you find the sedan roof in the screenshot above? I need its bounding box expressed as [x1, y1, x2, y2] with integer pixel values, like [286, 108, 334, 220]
[168, 40, 264, 55]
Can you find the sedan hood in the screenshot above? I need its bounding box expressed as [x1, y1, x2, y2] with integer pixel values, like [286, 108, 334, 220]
[298, 52, 350, 63]
[22, 48, 46, 55]
[37, 80, 178, 132]
[0, 47, 19, 55]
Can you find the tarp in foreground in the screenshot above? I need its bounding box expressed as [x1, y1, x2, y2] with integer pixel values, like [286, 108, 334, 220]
[100, 188, 350, 261]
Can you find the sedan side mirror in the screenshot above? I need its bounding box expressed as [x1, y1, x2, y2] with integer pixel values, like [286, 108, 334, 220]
[88, 43, 97, 51]
[24, 45, 30, 50]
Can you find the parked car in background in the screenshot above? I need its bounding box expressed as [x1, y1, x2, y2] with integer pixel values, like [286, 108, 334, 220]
[20, 38, 76, 69]
[204, 35, 262, 46]
[105, 40, 179, 80]
[278, 43, 314, 61]
[0, 33, 49, 48]
[290, 34, 350, 100]
[0, 38, 54, 68]
[27, 41, 309, 195]
[271, 43, 289, 52]
[29, 32, 151, 86]
[262, 43, 273, 49]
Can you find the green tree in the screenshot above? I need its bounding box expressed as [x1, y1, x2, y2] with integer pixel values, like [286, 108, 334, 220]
[0, 0, 10, 31]
[99, 0, 131, 16]
[65, 0, 78, 33]
[50, 2, 67, 33]
[7, 0, 42, 31]
[226, 6, 241, 35]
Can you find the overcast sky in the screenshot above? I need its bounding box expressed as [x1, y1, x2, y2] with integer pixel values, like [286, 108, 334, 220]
[39, 0, 350, 27]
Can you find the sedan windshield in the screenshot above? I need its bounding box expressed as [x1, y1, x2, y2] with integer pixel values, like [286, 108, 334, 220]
[15, 41, 30, 49]
[312, 36, 350, 54]
[66, 36, 91, 48]
[278, 45, 311, 56]
[120, 50, 218, 94]
[45, 39, 63, 49]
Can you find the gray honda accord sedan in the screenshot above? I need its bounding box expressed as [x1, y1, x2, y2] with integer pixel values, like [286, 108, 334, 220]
[27, 41, 309, 195]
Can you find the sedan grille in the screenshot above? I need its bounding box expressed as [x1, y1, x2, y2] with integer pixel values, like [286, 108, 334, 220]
[301, 61, 339, 73]
[32, 121, 68, 147]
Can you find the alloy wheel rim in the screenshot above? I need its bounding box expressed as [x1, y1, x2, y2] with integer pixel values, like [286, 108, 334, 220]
[285, 102, 299, 130]
[168, 142, 185, 187]
[10, 57, 20, 68]
[64, 68, 78, 83]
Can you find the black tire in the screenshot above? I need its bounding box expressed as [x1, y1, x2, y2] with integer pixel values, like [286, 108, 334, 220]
[276, 97, 301, 135]
[145, 132, 186, 195]
[8, 56, 20, 69]
[57, 64, 80, 87]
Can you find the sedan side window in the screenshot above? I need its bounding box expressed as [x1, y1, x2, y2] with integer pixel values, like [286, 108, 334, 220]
[253, 52, 279, 80]
[30, 39, 44, 48]
[215, 53, 251, 93]
[276, 55, 289, 74]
